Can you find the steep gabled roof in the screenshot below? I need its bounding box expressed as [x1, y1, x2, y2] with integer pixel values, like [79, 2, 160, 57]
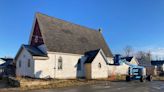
[121, 57, 133, 62]
[23, 45, 47, 57]
[84, 49, 100, 64]
[84, 49, 109, 64]
[15, 45, 48, 61]
[33, 13, 113, 57]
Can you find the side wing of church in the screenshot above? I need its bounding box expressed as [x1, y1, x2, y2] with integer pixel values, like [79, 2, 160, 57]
[15, 13, 113, 79]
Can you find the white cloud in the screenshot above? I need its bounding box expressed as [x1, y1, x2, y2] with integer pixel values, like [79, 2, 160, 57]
[150, 48, 164, 60]
[133, 46, 164, 60]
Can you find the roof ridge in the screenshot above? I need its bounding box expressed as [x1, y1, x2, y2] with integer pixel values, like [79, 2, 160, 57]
[36, 12, 101, 33]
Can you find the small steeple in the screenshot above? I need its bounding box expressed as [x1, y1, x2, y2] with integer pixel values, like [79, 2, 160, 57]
[98, 28, 102, 33]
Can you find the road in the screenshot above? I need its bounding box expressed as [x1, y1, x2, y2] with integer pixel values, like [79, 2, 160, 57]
[0, 80, 10, 88]
[24, 81, 164, 92]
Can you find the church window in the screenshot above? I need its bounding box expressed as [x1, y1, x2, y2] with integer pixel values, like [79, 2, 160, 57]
[98, 63, 101, 69]
[58, 57, 63, 70]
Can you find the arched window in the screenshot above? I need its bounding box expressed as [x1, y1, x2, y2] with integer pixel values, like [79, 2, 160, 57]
[34, 35, 39, 43]
[28, 59, 30, 68]
[77, 59, 81, 71]
[58, 57, 63, 70]
[98, 63, 101, 69]
[19, 60, 21, 68]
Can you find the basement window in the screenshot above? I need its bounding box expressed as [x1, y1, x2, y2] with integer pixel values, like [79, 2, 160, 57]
[58, 57, 63, 70]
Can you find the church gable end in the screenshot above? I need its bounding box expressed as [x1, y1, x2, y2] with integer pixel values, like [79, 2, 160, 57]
[30, 20, 44, 46]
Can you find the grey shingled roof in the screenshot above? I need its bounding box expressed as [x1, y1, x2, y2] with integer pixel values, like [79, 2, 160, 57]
[35, 13, 113, 57]
[15, 45, 48, 61]
[23, 45, 47, 57]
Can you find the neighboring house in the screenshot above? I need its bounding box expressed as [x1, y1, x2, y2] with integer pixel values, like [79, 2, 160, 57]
[151, 60, 164, 71]
[0, 58, 15, 77]
[138, 58, 156, 75]
[0, 59, 5, 76]
[15, 12, 113, 79]
[108, 55, 139, 76]
[151, 60, 164, 75]
[121, 56, 155, 76]
[0, 59, 5, 65]
[121, 56, 139, 65]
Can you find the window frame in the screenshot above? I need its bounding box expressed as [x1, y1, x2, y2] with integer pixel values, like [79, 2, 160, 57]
[58, 57, 63, 70]
[28, 59, 31, 68]
[98, 63, 101, 69]
[19, 60, 21, 68]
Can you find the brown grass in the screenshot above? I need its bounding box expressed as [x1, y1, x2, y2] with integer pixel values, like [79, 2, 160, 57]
[153, 76, 164, 81]
[10, 76, 164, 91]
[22, 80, 96, 90]
[108, 75, 126, 81]
[14, 78, 98, 90]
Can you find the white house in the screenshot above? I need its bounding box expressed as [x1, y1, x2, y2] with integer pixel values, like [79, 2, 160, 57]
[108, 56, 139, 76]
[15, 12, 113, 79]
[0, 59, 5, 65]
[0, 59, 5, 74]
[0, 58, 15, 77]
[151, 60, 164, 75]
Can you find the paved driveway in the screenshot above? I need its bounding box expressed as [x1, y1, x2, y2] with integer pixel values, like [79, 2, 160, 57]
[25, 81, 164, 92]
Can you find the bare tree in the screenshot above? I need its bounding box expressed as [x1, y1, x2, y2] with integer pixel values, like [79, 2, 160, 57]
[146, 50, 152, 61]
[123, 45, 133, 57]
[135, 50, 152, 66]
[136, 51, 145, 59]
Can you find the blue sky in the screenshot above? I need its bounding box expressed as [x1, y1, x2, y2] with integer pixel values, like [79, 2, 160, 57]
[0, 0, 164, 58]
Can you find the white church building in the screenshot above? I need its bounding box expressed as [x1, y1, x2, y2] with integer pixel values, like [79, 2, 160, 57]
[15, 13, 114, 79]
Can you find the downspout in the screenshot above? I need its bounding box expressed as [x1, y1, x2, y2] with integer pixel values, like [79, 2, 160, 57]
[54, 54, 56, 78]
